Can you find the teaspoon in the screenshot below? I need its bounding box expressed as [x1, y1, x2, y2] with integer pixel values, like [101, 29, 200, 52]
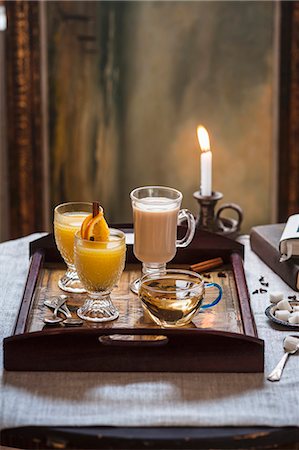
[60, 301, 83, 326]
[267, 335, 299, 382]
[43, 296, 66, 325]
[44, 296, 83, 326]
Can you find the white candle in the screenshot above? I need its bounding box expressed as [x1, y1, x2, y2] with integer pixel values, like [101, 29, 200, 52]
[197, 125, 212, 197]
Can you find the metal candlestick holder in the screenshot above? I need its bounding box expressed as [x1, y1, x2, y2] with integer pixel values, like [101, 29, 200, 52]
[193, 191, 243, 239]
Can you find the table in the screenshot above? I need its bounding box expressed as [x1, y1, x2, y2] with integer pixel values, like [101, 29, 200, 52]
[0, 233, 299, 449]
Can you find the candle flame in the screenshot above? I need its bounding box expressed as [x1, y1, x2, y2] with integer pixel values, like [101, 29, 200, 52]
[197, 125, 210, 152]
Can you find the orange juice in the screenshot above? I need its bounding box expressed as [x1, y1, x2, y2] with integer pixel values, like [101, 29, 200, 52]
[74, 230, 126, 292]
[54, 212, 90, 266]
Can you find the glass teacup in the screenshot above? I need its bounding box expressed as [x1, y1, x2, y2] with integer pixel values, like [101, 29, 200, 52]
[54, 202, 93, 293]
[139, 269, 222, 327]
[74, 229, 126, 322]
[130, 186, 196, 293]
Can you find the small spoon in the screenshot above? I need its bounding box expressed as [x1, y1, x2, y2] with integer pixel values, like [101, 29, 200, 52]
[267, 335, 299, 382]
[60, 301, 83, 327]
[43, 296, 66, 325]
[63, 317, 84, 327]
[44, 296, 83, 326]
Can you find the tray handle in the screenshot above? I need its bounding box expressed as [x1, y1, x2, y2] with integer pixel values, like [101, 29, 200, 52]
[98, 334, 169, 347]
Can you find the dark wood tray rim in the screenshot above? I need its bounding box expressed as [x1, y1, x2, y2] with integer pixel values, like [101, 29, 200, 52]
[15, 227, 257, 339]
[4, 326, 263, 345]
[3, 227, 264, 372]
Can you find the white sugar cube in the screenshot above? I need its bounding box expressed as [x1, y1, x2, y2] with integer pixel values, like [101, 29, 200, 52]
[275, 310, 291, 321]
[284, 335, 299, 350]
[276, 299, 292, 311]
[269, 292, 284, 304]
[288, 312, 299, 324]
[292, 306, 299, 312]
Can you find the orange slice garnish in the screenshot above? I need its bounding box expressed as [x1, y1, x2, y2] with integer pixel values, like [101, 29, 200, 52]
[80, 213, 93, 239]
[85, 214, 110, 241]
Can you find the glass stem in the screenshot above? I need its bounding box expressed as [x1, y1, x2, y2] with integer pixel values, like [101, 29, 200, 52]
[142, 263, 167, 276]
[65, 265, 78, 280]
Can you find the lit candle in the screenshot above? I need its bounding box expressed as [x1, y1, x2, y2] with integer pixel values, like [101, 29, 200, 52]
[197, 125, 212, 197]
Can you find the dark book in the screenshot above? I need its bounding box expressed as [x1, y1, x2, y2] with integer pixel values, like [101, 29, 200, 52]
[250, 223, 299, 291]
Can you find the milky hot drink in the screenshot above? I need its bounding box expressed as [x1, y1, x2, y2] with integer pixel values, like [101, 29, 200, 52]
[133, 197, 179, 263]
[129, 186, 196, 294]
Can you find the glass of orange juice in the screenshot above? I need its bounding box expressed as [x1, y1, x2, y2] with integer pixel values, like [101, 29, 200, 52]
[74, 229, 126, 322]
[54, 202, 93, 293]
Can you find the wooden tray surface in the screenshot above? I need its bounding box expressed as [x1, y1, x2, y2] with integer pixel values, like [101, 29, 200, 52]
[3, 227, 264, 373]
[26, 263, 243, 334]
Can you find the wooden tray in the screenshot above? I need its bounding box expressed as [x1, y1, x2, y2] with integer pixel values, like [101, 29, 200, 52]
[3, 226, 264, 372]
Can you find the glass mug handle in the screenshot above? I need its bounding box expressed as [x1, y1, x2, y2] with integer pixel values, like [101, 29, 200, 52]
[200, 282, 222, 309]
[176, 209, 196, 248]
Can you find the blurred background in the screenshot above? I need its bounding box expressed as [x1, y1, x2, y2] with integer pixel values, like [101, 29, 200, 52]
[1, 1, 298, 241]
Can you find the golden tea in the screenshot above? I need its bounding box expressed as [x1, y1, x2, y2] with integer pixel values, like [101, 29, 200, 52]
[139, 269, 222, 328]
[139, 273, 204, 327]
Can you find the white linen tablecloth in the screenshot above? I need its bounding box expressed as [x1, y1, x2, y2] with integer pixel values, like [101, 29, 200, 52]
[1, 233, 299, 430]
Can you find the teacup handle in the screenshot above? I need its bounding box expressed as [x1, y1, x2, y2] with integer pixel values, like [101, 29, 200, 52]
[201, 282, 222, 309]
[176, 209, 196, 248]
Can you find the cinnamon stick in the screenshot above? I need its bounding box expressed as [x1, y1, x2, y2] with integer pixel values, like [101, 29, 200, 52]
[190, 257, 224, 273]
[92, 201, 100, 218]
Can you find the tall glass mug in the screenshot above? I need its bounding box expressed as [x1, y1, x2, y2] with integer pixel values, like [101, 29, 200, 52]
[130, 186, 196, 293]
[54, 202, 92, 293]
